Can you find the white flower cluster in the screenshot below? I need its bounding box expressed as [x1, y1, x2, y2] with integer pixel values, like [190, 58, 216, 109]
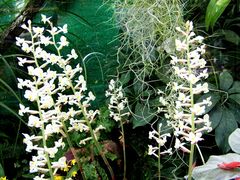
[148, 21, 212, 156]
[17, 15, 102, 179]
[148, 124, 172, 157]
[106, 79, 129, 122]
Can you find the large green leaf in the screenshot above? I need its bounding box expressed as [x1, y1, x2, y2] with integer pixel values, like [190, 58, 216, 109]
[215, 107, 238, 153]
[229, 94, 240, 106]
[0, 163, 4, 177]
[192, 153, 240, 180]
[228, 103, 240, 124]
[229, 128, 240, 154]
[209, 105, 222, 129]
[221, 30, 240, 45]
[228, 81, 240, 94]
[205, 0, 231, 31]
[219, 71, 233, 91]
[132, 103, 155, 128]
[196, 92, 220, 115]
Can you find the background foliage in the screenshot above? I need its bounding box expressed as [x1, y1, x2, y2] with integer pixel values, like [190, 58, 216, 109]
[0, 0, 239, 179]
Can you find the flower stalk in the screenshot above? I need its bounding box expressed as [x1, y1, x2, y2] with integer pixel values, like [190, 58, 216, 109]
[106, 79, 129, 180]
[148, 21, 212, 180]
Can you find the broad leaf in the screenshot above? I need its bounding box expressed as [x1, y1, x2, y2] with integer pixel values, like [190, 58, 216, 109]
[209, 105, 223, 130]
[192, 153, 240, 180]
[219, 71, 233, 91]
[0, 163, 4, 177]
[196, 92, 220, 114]
[229, 128, 240, 154]
[222, 30, 240, 45]
[228, 103, 240, 124]
[215, 107, 238, 153]
[205, 0, 231, 31]
[132, 103, 155, 128]
[119, 71, 131, 86]
[228, 81, 240, 94]
[229, 94, 240, 106]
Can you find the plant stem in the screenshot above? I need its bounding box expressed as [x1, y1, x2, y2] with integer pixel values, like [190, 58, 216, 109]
[61, 120, 87, 180]
[35, 81, 54, 179]
[85, 117, 115, 180]
[188, 144, 194, 180]
[196, 144, 205, 164]
[186, 35, 195, 180]
[52, 32, 115, 180]
[119, 120, 127, 180]
[158, 125, 161, 180]
[31, 32, 54, 179]
[63, 65, 115, 180]
[208, 57, 219, 89]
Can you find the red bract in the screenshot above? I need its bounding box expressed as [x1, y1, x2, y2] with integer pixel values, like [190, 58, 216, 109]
[218, 161, 240, 170]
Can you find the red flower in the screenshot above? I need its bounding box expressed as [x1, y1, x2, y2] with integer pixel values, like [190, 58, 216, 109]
[218, 161, 240, 170]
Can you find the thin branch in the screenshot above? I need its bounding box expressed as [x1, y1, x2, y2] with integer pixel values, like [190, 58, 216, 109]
[0, 0, 46, 51]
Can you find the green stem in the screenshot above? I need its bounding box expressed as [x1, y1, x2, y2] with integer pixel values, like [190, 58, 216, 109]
[52, 36, 115, 179]
[34, 80, 54, 179]
[196, 144, 205, 164]
[119, 120, 127, 180]
[209, 57, 219, 89]
[61, 120, 87, 180]
[186, 35, 195, 180]
[30, 32, 54, 179]
[158, 125, 161, 180]
[188, 144, 194, 180]
[84, 116, 115, 180]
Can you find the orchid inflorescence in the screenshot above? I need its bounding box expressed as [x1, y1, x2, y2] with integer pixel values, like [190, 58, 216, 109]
[148, 21, 212, 157]
[106, 79, 129, 122]
[17, 15, 105, 179]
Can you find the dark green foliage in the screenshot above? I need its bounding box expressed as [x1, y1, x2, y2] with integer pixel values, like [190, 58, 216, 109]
[132, 102, 156, 128]
[0, 0, 27, 32]
[93, 161, 108, 179]
[198, 72, 240, 153]
[0, 163, 4, 177]
[82, 163, 98, 179]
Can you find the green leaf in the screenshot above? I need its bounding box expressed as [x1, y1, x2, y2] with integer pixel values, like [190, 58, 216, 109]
[105, 152, 117, 161]
[209, 105, 223, 130]
[215, 107, 238, 153]
[205, 0, 231, 31]
[228, 81, 240, 94]
[119, 71, 131, 86]
[219, 71, 233, 91]
[221, 30, 240, 45]
[196, 92, 220, 114]
[228, 103, 240, 124]
[0, 102, 27, 126]
[192, 153, 240, 180]
[229, 94, 240, 106]
[82, 163, 98, 179]
[0, 163, 4, 177]
[132, 103, 155, 128]
[93, 161, 108, 180]
[229, 128, 240, 154]
[155, 65, 171, 84]
[66, 164, 78, 178]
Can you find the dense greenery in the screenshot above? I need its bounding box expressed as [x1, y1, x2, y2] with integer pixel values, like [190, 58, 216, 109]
[0, 0, 239, 179]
